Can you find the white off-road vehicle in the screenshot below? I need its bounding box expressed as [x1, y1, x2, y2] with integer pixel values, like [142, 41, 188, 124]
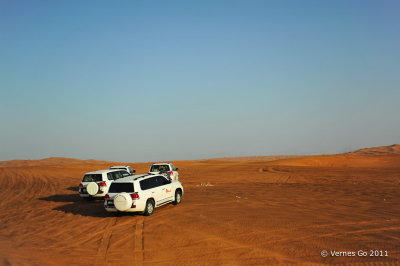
[109, 165, 136, 175]
[104, 174, 184, 216]
[78, 169, 131, 199]
[148, 163, 179, 181]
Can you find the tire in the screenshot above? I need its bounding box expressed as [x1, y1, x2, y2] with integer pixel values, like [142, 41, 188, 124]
[86, 182, 99, 196]
[143, 199, 155, 216]
[114, 193, 132, 212]
[173, 190, 182, 205]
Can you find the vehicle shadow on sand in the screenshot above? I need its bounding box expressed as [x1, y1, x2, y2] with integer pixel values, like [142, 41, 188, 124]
[38, 192, 116, 217]
[66, 186, 79, 192]
[39, 194, 81, 202]
[53, 202, 116, 218]
[39, 192, 141, 218]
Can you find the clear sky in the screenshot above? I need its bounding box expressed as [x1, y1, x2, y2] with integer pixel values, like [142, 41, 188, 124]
[1, 0, 399, 162]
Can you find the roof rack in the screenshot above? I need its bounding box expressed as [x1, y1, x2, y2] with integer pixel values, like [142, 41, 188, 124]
[133, 174, 152, 181]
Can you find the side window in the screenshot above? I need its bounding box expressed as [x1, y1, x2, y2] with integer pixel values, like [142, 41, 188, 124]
[107, 173, 113, 180]
[110, 172, 118, 180]
[149, 177, 159, 189]
[139, 179, 147, 190]
[121, 171, 130, 177]
[157, 175, 170, 185]
[140, 178, 153, 190]
[115, 171, 123, 179]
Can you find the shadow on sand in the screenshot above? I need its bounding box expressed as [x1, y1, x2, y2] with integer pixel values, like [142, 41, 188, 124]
[39, 194, 81, 202]
[38, 192, 140, 217]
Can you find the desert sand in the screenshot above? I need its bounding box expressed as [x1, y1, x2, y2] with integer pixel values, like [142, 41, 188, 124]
[0, 145, 399, 265]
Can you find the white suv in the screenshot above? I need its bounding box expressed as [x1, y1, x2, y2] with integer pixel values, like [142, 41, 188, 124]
[148, 163, 179, 181]
[78, 169, 131, 199]
[104, 174, 184, 216]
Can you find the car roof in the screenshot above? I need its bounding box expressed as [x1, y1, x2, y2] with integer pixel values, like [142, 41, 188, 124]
[109, 165, 130, 168]
[113, 174, 158, 183]
[85, 169, 124, 175]
[152, 163, 172, 166]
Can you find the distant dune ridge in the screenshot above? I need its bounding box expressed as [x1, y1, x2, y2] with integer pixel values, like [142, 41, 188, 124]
[0, 144, 399, 167]
[0, 157, 112, 168]
[349, 144, 400, 155]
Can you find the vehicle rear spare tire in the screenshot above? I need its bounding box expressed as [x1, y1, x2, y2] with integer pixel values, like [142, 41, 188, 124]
[114, 193, 132, 211]
[86, 182, 99, 196]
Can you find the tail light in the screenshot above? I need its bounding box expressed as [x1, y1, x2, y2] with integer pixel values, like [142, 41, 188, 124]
[79, 183, 83, 188]
[105, 194, 110, 200]
[130, 193, 139, 199]
[98, 181, 106, 187]
[168, 171, 173, 176]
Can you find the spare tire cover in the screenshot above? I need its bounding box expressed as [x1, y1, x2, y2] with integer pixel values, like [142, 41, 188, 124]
[87, 182, 99, 196]
[114, 193, 132, 211]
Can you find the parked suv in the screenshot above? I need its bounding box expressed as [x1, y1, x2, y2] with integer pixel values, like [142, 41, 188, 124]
[104, 174, 184, 216]
[148, 163, 179, 181]
[78, 169, 131, 199]
[109, 165, 136, 175]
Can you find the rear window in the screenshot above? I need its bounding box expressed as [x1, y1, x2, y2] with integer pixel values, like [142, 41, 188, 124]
[150, 165, 170, 172]
[109, 183, 135, 193]
[82, 174, 102, 182]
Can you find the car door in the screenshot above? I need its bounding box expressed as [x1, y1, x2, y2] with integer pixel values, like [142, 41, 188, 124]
[156, 175, 174, 203]
[144, 177, 164, 206]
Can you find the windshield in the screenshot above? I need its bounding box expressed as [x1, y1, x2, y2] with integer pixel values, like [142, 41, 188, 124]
[82, 174, 102, 182]
[109, 183, 135, 193]
[150, 165, 170, 172]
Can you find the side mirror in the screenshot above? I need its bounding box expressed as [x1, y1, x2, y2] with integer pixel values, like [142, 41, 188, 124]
[175, 168, 178, 171]
[132, 170, 136, 174]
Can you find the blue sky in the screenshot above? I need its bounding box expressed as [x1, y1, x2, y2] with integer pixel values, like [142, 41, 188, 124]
[1, 0, 399, 162]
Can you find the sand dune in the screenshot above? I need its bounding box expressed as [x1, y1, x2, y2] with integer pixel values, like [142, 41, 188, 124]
[0, 157, 113, 168]
[0, 145, 399, 265]
[350, 144, 400, 155]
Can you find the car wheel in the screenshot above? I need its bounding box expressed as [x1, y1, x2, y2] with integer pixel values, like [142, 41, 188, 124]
[143, 199, 155, 216]
[173, 190, 182, 205]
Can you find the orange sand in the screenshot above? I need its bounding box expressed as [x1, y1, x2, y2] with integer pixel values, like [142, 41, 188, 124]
[0, 146, 399, 265]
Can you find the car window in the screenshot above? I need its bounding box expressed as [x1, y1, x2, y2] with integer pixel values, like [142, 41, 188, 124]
[109, 183, 135, 193]
[150, 165, 159, 172]
[140, 177, 160, 190]
[107, 173, 114, 180]
[140, 178, 150, 190]
[151, 165, 169, 172]
[121, 171, 130, 177]
[110, 172, 118, 180]
[82, 174, 102, 182]
[156, 175, 171, 186]
[114, 171, 124, 179]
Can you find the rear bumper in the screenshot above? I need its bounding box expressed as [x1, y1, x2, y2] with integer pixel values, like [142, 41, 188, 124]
[79, 193, 105, 198]
[104, 201, 145, 212]
[79, 188, 106, 198]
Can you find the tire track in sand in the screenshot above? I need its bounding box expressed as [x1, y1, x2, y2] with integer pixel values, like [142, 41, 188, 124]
[133, 216, 145, 265]
[95, 217, 117, 265]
